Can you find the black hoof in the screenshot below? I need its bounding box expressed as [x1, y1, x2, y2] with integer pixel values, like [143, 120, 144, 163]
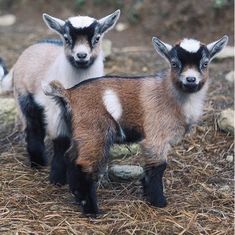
[49, 171, 67, 186]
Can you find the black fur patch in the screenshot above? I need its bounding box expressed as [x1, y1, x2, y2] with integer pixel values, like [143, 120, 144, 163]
[121, 126, 143, 143]
[142, 162, 167, 207]
[170, 45, 210, 72]
[0, 57, 8, 76]
[37, 39, 63, 46]
[64, 20, 99, 49]
[50, 136, 70, 185]
[18, 93, 47, 168]
[69, 74, 157, 90]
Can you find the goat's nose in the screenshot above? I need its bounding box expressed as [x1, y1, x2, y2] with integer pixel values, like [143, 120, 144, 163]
[77, 53, 87, 59]
[186, 77, 196, 83]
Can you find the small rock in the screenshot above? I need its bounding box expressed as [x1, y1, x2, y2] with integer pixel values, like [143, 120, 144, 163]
[115, 22, 129, 32]
[102, 39, 112, 58]
[225, 71, 234, 83]
[0, 97, 17, 132]
[219, 185, 230, 192]
[216, 46, 234, 59]
[226, 155, 233, 163]
[108, 165, 144, 181]
[217, 109, 234, 135]
[110, 144, 141, 159]
[0, 14, 16, 26]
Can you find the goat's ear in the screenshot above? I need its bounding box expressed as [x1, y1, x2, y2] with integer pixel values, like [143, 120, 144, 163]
[41, 80, 66, 98]
[43, 13, 65, 35]
[98, 9, 120, 34]
[152, 37, 172, 62]
[207, 35, 228, 60]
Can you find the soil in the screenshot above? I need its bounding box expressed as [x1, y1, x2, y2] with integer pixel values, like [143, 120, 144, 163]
[0, 1, 234, 234]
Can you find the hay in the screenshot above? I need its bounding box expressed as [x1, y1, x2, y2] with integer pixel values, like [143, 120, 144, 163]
[0, 50, 234, 235]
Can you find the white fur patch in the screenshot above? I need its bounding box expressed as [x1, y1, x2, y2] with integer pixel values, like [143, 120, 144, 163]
[183, 84, 208, 124]
[181, 68, 201, 84]
[68, 16, 95, 28]
[103, 89, 122, 121]
[180, 39, 200, 53]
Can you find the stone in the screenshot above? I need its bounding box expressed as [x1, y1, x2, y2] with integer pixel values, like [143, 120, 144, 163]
[115, 22, 129, 32]
[102, 39, 112, 58]
[0, 97, 17, 132]
[0, 14, 16, 26]
[225, 71, 234, 83]
[217, 109, 234, 135]
[216, 46, 234, 59]
[110, 144, 141, 159]
[108, 164, 144, 181]
[226, 155, 233, 163]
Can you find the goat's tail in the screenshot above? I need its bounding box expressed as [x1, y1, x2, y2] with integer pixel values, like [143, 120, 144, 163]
[0, 57, 13, 94]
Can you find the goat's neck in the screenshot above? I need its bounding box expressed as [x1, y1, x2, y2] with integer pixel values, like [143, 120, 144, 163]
[50, 51, 104, 89]
[164, 76, 209, 125]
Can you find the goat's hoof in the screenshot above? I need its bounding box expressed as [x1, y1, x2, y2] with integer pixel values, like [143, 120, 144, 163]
[149, 196, 167, 208]
[31, 159, 47, 169]
[49, 173, 67, 186]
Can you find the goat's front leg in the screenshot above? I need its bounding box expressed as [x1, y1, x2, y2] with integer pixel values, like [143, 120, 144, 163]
[141, 142, 169, 208]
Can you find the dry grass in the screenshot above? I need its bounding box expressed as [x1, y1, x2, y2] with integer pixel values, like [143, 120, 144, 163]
[0, 48, 234, 234]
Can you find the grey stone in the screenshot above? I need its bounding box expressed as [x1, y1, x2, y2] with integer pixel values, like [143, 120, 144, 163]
[217, 109, 234, 135]
[109, 164, 144, 181]
[0, 14, 16, 26]
[225, 71, 234, 83]
[226, 155, 233, 163]
[0, 97, 17, 131]
[110, 144, 141, 159]
[216, 46, 234, 59]
[102, 39, 112, 58]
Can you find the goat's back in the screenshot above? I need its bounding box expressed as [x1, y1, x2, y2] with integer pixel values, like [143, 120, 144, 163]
[14, 42, 63, 95]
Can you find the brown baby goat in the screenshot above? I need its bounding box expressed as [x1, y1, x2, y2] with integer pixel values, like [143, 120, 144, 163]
[42, 35, 228, 215]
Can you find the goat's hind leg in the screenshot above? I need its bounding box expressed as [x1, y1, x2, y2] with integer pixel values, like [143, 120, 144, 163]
[18, 93, 47, 168]
[50, 136, 70, 185]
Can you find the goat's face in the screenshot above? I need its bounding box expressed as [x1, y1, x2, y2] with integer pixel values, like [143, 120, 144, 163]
[43, 10, 120, 69]
[152, 36, 228, 93]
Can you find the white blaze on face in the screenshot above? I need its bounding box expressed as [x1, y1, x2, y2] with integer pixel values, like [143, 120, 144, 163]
[103, 89, 122, 121]
[180, 39, 200, 53]
[68, 16, 95, 28]
[181, 68, 201, 84]
[73, 44, 91, 60]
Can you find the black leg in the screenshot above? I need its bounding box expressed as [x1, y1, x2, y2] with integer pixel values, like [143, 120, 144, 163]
[67, 161, 99, 216]
[19, 94, 47, 168]
[142, 162, 167, 207]
[50, 136, 70, 185]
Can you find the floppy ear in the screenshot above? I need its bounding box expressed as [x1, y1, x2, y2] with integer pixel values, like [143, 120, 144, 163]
[98, 9, 120, 34]
[152, 37, 172, 62]
[43, 13, 65, 35]
[207, 35, 229, 60]
[41, 80, 67, 98]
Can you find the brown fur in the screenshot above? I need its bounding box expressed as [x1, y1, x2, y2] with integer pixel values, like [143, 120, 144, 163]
[49, 74, 188, 175]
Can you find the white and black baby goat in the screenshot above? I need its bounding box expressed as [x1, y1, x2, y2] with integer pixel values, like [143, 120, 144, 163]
[43, 35, 228, 215]
[0, 10, 120, 181]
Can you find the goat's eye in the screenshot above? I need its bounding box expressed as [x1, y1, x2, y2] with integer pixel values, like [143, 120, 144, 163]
[95, 35, 100, 43]
[64, 35, 70, 44]
[171, 62, 178, 68]
[202, 62, 208, 69]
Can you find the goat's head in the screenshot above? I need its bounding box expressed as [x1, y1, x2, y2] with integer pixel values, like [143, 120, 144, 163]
[43, 10, 120, 69]
[152, 35, 228, 93]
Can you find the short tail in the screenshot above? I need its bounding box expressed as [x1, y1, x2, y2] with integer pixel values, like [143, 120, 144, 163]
[0, 57, 13, 94]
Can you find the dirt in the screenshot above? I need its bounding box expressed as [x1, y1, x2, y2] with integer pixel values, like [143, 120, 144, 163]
[0, 1, 234, 234]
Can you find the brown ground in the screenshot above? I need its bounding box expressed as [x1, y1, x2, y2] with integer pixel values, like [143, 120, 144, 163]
[0, 1, 234, 234]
